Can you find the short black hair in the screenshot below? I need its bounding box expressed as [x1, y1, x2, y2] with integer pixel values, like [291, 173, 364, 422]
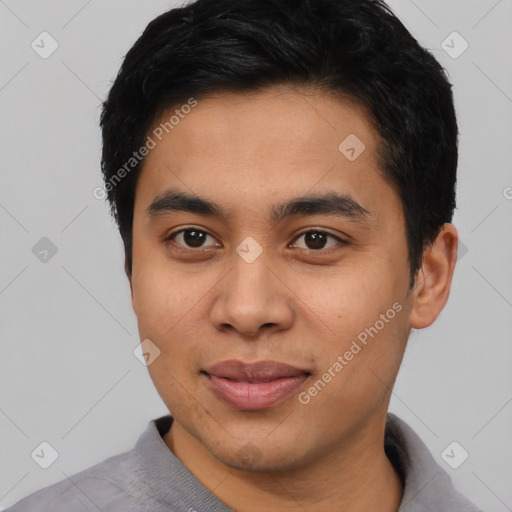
[100, 0, 458, 289]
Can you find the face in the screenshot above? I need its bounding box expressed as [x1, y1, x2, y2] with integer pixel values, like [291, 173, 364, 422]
[129, 85, 416, 472]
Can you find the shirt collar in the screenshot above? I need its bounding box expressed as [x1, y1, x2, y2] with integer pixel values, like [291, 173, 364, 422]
[134, 413, 480, 511]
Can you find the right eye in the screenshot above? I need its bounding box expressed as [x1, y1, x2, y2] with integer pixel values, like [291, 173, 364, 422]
[164, 228, 221, 250]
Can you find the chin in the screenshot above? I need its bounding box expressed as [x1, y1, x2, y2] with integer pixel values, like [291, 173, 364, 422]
[207, 436, 312, 474]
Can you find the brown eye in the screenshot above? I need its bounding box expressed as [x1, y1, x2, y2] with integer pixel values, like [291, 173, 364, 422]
[291, 230, 346, 251]
[304, 231, 328, 250]
[182, 229, 207, 248]
[167, 228, 218, 249]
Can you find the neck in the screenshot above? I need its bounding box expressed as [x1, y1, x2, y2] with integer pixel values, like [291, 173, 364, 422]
[163, 414, 403, 512]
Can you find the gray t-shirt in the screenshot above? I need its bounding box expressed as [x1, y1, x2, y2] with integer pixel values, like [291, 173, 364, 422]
[6, 413, 483, 511]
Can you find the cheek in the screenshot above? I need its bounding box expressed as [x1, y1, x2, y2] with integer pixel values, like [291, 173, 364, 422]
[294, 261, 394, 334]
[302, 305, 408, 429]
[130, 258, 217, 363]
[295, 260, 408, 383]
[131, 266, 184, 351]
[131, 237, 194, 327]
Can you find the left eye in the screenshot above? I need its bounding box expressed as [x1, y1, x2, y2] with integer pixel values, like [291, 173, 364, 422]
[166, 228, 219, 249]
[290, 230, 345, 251]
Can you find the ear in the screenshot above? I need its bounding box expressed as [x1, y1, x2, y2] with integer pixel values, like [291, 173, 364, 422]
[124, 259, 134, 303]
[409, 223, 458, 329]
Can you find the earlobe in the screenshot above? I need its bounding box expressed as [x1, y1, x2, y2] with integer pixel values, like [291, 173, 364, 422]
[409, 223, 458, 329]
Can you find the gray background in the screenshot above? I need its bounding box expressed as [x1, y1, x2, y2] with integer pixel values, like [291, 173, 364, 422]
[0, 0, 511, 510]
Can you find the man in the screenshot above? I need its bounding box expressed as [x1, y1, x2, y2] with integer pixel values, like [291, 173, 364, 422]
[7, 0, 483, 510]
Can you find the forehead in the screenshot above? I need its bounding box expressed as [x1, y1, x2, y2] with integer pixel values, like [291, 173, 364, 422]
[133, 85, 399, 225]
[146, 85, 378, 164]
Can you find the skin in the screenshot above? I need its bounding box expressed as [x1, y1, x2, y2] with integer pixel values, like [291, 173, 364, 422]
[127, 84, 458, 512]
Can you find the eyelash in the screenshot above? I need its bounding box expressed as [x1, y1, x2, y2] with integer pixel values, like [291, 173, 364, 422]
[163, 227, 348, 254]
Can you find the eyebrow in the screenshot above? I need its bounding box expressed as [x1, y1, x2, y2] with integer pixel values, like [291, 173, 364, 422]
[146, 188, 372, 224]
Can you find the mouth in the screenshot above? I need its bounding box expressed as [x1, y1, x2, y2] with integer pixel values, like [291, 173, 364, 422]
[202, 360, 312, 410]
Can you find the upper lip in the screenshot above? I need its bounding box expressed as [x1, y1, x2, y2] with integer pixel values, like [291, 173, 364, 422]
[203, 360, 310, 382]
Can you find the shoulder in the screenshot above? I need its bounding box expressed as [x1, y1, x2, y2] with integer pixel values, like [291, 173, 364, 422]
[386, 413, 484, 512]
[5, 448, 147, 512]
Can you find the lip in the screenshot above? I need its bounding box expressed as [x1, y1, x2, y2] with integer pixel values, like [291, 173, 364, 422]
[202, 360, 311, 410]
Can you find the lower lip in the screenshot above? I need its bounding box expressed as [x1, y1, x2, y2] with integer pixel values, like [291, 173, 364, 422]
[205, 373, 310, 410]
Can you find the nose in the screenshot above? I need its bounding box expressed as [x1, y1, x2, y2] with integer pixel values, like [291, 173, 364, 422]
[209, 248, 295, 338]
